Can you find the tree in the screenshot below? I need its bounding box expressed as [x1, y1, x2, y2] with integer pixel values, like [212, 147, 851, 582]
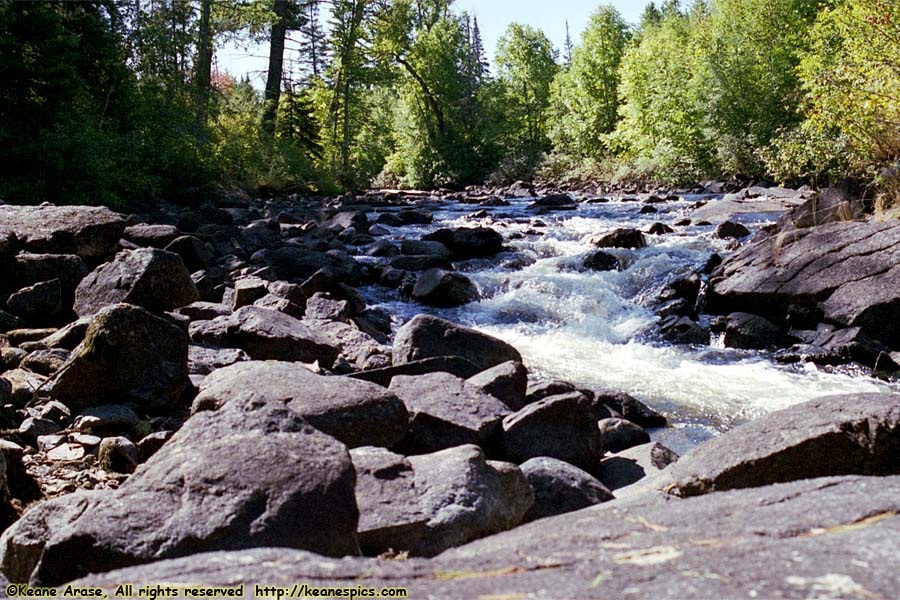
[262, 0, 289, 135]
[495, 23, 558, 169]
[548, 6, 629, 158]
[563, 21, 574, 65]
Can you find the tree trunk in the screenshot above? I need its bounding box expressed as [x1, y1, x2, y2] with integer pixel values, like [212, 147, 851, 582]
[196, 0, 212, 134]
[262, 0, 288, 136]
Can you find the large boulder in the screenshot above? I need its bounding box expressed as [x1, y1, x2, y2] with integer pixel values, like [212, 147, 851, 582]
[393, 315, 522, 372]
[349, 356, 483, 387]
[2, 254, 89, 305]
[189, 307, 339, 367]
[47, 304, 189, 412]
[723, 312, 789, 350]
[0, 205, 126, 264]
[122, 224, 182, 248]
[0, 395, 359, 586]
[666, 393, 900, 497]
[74, 248, 199, 317]
[411, 269, 479, 308]
[465, 361, 528, 411]
[389, 372, 510, 453]
[501, 392, 602, 470]
[349, 447, 427, 556]
[67, 476, 900, 599]
[5, 280, 63, 325]
[422, 227, 503, 259]
[708, 220, 900, 346]
[520, 457, 614, 523]
[194, 361, 408, 449]
[408, 445, 532, 556]
[593, 228, 646, 250]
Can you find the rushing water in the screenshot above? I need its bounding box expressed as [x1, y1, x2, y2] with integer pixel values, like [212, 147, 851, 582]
[359, 195, 899, 454]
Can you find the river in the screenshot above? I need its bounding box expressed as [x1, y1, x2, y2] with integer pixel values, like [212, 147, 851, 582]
[357, 194, 898, 455]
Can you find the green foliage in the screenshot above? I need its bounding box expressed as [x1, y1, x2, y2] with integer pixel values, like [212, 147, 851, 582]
[548, 6, 629, 159]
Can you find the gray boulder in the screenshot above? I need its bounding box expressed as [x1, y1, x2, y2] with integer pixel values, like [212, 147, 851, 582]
[393, 315, 522, 372]
[723, 312, 789, 350]
[0, 395, 359, 586]
[408, 445, 532, 556]
[465, 361, 528, 411]
[6, 280, 63, 324]
[194, 361, 408, 449]
[0, 205, 126, 263]
[422, 227, 503, 259]
[600, 441, 680, 495]
[520, 457, 614, 522]
[74, 248, 199, 317]
[389, 372, 510, 453]
[501, 392, 602, 470]
[411, 269, 479, 308]
[598, 418, 651, 453]
[47, 304, 189, 412]
[593, 228, 646, 249]
[667, 393, 900, 497]
[122, 224, 182, 248]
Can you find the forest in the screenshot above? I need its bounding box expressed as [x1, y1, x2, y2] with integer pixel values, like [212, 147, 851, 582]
[1, 0, 898, 208]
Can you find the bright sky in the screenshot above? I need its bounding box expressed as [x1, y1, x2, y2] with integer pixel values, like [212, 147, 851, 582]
[216, 0, 653, 86]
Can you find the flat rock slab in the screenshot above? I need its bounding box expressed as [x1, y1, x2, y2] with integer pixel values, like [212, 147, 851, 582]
[393, 315, 522, 372]
[0, 205, 126, 263]
[73, 476, 900, 599]
[692, 197, 803, 224]
[0, 395, 359, 586]
[194, 361, 408, 449]
[708, 220, 900, 346]
[665, 393, 900, 497]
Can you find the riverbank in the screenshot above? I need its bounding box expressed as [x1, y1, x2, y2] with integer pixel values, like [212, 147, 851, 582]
[0, 184, 898, 595]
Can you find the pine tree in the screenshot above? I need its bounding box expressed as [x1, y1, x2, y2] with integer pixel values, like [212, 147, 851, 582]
[564, 20, 574, 65]
[297, 0, 329, 82]
[471, 16, 489, 78]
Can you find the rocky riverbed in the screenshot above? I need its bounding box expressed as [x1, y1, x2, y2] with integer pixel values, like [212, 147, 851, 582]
[0, 183, 898, 597]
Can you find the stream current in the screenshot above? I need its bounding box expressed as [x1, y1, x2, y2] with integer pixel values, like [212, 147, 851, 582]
[358, 195, 899, 455]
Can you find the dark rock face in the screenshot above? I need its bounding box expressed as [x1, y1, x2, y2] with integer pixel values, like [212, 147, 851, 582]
[723, 312, 789, 350]
[408, 445, 532, 557]
[74, 248, 199, 317]
[350, 356, 482, 388]
[163, 236, 214, 273]
[594, 391, 667, 428]
[123, 224, 182, 249]
[465, 361, 528, 411]
[0, 395, 359, 586]
[0, 205, 126, 264]
[778, 186, 864, 231]
[6, 280, 63, 324]
[349, 447, 427, 556]
[658, 315, 709, 345]
[411, 269, 479, 308]
[3, 254, 89, 307]
[47, 304, 189, 412]
[388, 254, 453, 272]
[72, 477, 900, 600]
[400, 240, 451, 258]
[593, 228, 647, 249]
[194, 361, 408, 449]
[190, 307, 339, 367]
[708, 220, 900, 346]
[501, 392, 602, 470]
[389, 372, 510, 453]
[393, 315, 522, 373]
[667, 393, 900, 497]
[529, 194, 577, 213]
[582, 250, 621, 272]
[715, 221, 750, 239]
[422, 227, 504, 259]
[597, 418, 651, 453]
[520, 457, 613, 522]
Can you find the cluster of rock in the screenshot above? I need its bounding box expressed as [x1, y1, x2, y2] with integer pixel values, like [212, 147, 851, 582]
[0, 200, 672, 587]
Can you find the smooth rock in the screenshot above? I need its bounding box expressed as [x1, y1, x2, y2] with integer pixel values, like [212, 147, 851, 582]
[411, 269, 479, 308]
[520, 457, 614, 522]
[393, 315, 522, 372]
[465, 361, 528, 411]
[598, 418, 651, 453]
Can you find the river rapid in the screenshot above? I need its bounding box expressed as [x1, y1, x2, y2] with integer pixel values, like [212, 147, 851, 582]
[358, 195, 899, 455]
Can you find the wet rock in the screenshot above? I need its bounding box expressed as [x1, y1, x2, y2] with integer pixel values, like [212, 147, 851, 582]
[366, 239, 399, 257]
[123, 224, 181, 248]
[389, 372, 510, 453]
[190, 306, 338, 367]
[6, 280, 63, 325]
[47, 304, 189, 412]
[422, 227, 504, 259]
[593, 228, 646, 249]
[74, 248, 199, 317]
[582, 251, 620, 272]
[708, 220, 900, 346]
[647, 222, 674, 235]
[393, 315, 522, 372]
[501, 392, 602, 470]
[528, 194, 577, 213]
[465, 361, 528, 411]
[350, 447, 427, 556]
[598, 418, 651, 453]
[411, 269, 479, 308]
[0, 205, 126, 263]
[320, 211, 370, 233]
[520, 457, 614, 523]
[0, 395, 359, 585]
[408, 445, 532, 557]
[400, 240, 451, 258]
[723, 312, 789, 350]
[593, 391, 667, 428]
[97, 437, 140, 473]
[715, 221, 751, 239]
[658, 315, 709, 345]
[194, 361, 407, 449]
[667, 393, 900, 497]
[388, 255, 452, 272]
